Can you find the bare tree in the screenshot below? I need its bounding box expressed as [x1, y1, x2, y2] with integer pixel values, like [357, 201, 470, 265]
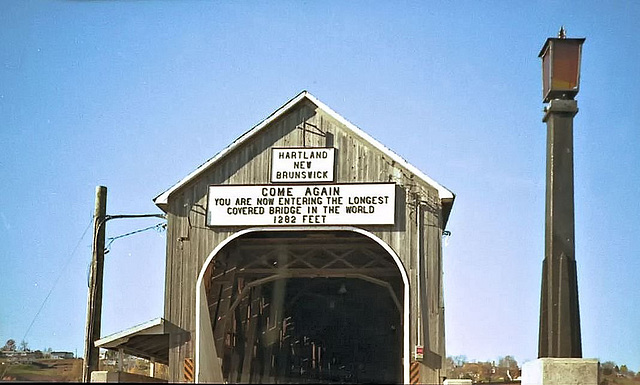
[3, 339, 16, 351]
[602, 361, 616, 376]
[452, 355, 468, 367]
[498, 355, 518, 369]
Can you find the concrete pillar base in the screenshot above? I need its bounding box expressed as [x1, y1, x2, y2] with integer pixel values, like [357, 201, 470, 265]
[521, 358, 599, 385]
[443, 379, 472, 385]
[90, 370, 167, 383]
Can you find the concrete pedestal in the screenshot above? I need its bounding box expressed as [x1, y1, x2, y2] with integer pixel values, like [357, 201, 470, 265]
[521, 358, 599, 385]
[443, 380, 472, 385]
[90, 370, 167, 383]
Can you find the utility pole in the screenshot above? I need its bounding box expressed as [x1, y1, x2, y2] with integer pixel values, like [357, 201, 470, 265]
[83, 186, 107, 382]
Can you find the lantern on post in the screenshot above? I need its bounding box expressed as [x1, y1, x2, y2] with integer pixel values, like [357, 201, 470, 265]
[538, 27, 585, 103]
[524, 27, 599, 385]
[537, 27, 585, 359]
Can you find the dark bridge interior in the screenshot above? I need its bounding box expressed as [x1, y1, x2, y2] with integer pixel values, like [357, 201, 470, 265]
[204, 231, 403, 383]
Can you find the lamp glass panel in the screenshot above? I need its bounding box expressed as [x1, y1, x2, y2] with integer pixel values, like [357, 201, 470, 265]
[542, 46, 552, 98]
[551, 42, 580, 91]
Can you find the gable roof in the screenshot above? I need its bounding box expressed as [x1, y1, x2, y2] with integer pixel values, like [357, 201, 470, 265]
[154, 91, 454, 210]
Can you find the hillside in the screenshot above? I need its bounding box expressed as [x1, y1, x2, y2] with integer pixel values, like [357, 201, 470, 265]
[445, 356, 640, 385]
[1, 358, 82, 382]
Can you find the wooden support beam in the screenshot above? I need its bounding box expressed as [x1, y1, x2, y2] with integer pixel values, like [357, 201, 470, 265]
[236, 268, 399, 277]
[118, 348, 124, 372]
[228, 282, 248, 383]
[261, 341, 275, 384]
[241, 286, 262, 383]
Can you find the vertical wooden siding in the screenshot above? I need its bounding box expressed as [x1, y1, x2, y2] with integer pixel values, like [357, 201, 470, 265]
[163, 99, 446, 382]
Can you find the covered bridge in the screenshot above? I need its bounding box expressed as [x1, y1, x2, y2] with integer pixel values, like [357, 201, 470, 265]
[152, 91, 454, 383]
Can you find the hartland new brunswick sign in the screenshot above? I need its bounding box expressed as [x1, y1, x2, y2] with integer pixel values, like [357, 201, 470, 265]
[271, 147, 335, 183]
[206, 147, 396, 226]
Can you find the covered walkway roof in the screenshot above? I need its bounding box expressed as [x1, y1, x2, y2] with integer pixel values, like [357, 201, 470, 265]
[95, 318, 184, 365]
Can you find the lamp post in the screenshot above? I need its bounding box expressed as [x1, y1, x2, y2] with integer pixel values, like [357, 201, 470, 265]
[537, 27, 585, 358]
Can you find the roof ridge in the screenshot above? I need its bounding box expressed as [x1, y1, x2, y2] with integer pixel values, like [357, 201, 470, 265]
[153, 91, 454, 209]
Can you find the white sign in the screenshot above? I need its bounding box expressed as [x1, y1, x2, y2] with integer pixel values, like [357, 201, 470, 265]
[271, 148, 335, 183]
[207, 183, 395, 226]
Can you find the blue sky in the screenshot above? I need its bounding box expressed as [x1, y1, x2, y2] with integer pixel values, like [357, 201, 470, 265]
[1, 0, 639, 369]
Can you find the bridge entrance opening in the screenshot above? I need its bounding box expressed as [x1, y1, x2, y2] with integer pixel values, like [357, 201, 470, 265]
[200, 230, 405, 383]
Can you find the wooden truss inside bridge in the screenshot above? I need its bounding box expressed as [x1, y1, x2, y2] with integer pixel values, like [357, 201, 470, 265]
[203, 230, 404, 383]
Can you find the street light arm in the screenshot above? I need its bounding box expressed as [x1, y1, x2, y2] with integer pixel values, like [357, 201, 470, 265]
[92, 214, 167, 255]
[106, 213, 167, 221]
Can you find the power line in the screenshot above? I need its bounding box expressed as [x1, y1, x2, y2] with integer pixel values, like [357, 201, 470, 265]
[85, 213, 168, 284]
[104, 222, 166, 253]
[22, 214, 94, 344]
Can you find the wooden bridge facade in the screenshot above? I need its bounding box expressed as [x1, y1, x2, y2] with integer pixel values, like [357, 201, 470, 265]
[153, 91, 454, 383]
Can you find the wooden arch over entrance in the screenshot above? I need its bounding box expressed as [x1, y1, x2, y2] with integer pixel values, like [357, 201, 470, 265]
[195, 227, 410, 383]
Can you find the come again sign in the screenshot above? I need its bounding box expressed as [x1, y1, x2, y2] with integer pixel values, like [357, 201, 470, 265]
[206, 183, 396, 226]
